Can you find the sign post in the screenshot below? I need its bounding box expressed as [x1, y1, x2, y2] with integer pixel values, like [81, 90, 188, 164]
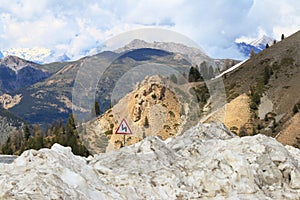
[115, 118, 132, 147]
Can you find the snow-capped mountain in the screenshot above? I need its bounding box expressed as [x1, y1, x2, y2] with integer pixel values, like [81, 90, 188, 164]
[236, 35, 274, 58]
[2, 47, 70, 64]
[250, 35, 274, 50]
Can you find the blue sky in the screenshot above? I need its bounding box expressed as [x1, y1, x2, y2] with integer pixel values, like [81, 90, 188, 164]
[0, 0, 299, 59]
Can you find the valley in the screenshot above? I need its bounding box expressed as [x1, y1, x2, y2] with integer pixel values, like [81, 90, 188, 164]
[1, 31, 300, 155]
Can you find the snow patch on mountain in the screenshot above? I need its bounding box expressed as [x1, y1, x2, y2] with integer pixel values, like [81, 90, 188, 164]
[2, 47, 70, 64]
[215, 59, 248, 79]
[236, 35, 274, 58]
[1, 122, 300, 199]
[250, 35, 274, 50]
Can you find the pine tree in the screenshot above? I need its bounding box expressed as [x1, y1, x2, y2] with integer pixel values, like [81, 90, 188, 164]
[208, 65, 214, 79]
[144, 116, 149, 128]
[2, 137, 13, 155]
[200, 61, 208, 79]
[231, 60, 236, 67]
[66, 114, 76, 134]
[224, 59, 230, 70]
[266, 43, 269, 48]
[94, 101, 100, 116]
[188, 66, 201, 82]
[293, 104, 299, 114]
[250, 49, 255, 58]
[24, 124, 31, 140]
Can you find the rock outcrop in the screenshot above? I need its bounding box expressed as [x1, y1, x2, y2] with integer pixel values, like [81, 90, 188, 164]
[1, 122, 300, 199]
[84, 75, 182, 153]
[0, 94, 22, 109]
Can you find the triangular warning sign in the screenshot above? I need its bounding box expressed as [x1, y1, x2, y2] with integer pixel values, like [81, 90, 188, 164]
[115, 118, 132, 135]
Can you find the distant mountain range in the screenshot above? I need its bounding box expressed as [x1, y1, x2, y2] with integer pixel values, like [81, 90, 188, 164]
[0, 35, 274, 64]
[236, 35, 274, 58]
[0, 45, 195, 126]
[0, 47, 70, 64]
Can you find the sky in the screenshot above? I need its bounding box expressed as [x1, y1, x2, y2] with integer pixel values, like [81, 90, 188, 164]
[0, 0, 299, 60]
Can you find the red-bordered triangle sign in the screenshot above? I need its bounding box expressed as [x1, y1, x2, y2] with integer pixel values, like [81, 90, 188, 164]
[115, 118, 133, 135]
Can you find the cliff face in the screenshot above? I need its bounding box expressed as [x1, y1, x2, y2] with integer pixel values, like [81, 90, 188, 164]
[84, 75, 182, 154]
[1, 122, 300, 199]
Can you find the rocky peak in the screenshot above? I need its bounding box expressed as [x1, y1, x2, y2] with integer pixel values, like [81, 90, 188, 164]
[250, 35, 274, 49]
[0, 55, 40, 72]
[131, 75, 167, 122]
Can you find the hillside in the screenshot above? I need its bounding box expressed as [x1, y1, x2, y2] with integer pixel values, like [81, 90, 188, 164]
[0, 56, 50, 94]
[1, 122, 300, 199]
[217, 30, 300, 145]
[10, 47, 192, 125]
[83, 73, 211, 154]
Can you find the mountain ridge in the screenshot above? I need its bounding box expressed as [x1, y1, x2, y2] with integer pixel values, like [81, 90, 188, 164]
[115, 39, 211, 65]
[236, 35, 275, 58]
[2, 47, 70, 64]
[0, 56, 51, 94]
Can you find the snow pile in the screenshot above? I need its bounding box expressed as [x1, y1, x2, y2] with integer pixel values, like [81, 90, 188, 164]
[1, 122, 300, 199]
[0, 144, 120, 199]
[215, 59, 248, 79]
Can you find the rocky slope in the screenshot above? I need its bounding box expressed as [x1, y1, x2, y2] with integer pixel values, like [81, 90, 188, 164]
[84, 75, 185, 154]
[1, 122, 300, 199]
[276, 112, 300, 146]
[215, 30, 300, 143]
[206, 93, 251, 134]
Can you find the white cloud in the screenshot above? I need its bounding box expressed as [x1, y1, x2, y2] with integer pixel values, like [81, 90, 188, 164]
[235, 27, 268, 43]
[237, 0, 300, 42]
[0, 0, 299, 60]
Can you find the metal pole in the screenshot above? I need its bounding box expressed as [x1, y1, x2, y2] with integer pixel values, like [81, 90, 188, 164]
[123, 135, 126, 147]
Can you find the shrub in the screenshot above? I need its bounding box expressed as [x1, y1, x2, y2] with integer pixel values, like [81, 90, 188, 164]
[293, 104, 299, 114]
